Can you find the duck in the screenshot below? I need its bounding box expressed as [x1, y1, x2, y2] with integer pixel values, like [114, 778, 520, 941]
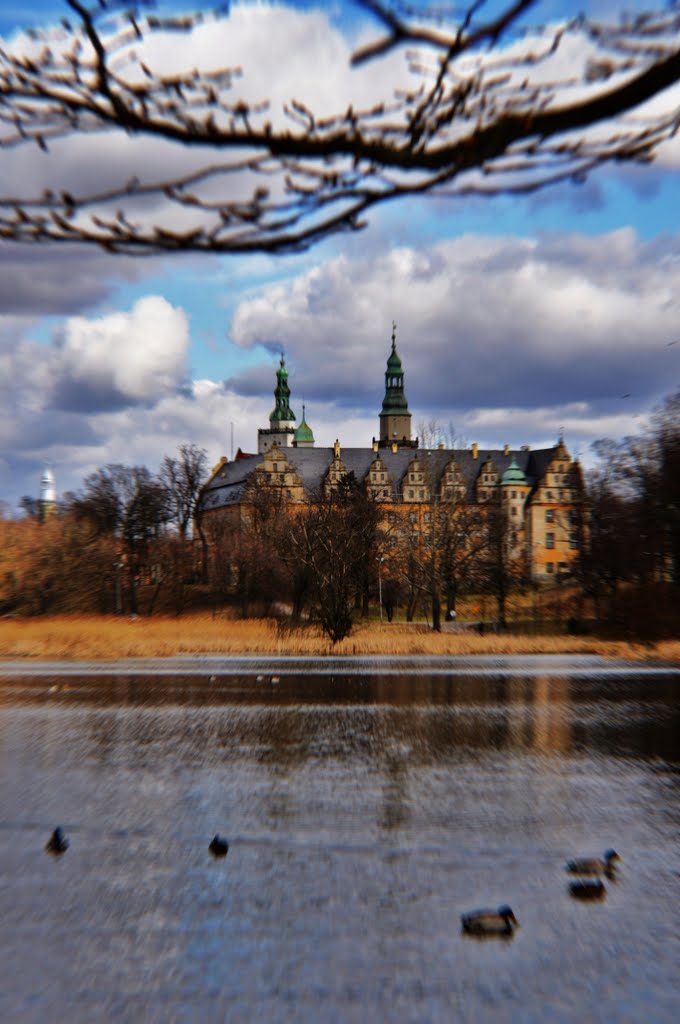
[569, 878, 606, 900]
[208, 835, 229, 858]
[45, 827, 69, 855]
[565, 849, 621, 877]
[461, 905, 519, 936]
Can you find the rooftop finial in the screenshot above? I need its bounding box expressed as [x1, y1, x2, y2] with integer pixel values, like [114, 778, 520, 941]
[391, 320, 397, 351]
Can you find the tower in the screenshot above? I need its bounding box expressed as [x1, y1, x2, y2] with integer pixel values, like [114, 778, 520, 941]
[379, 323, 415, 448]
[39, 466, 56, 521]
[257, 355, 297, 453]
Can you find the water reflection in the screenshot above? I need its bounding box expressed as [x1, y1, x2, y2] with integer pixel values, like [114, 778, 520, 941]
[0, 670, 676, 763]
[0, 666, 677, 1021]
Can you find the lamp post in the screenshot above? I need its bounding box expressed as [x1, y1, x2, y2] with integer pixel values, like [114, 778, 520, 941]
[378, 556, 384, 623]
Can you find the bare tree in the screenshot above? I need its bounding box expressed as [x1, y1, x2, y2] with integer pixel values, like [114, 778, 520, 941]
[1, 1, 679, 254]
[68, 464, 169, 613]
[290, 480, 379, 643]
[160, 443, 208, 538]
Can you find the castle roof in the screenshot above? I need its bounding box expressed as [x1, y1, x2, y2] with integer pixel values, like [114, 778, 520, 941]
[200, 444, 557, 513]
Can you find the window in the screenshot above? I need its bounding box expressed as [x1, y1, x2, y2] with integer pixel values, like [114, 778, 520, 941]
[511, 507, 517, 516]
[569, 510, 579, 525]
[546, 532, 555, 549]
[569, 532, 579, 550]
[273, 463, 278, 472]
[546, 491, 553, 500]
[558, 562, 567, 572]
[545, 509, 555, 523]
[409, 512, 417, 524]
[546, 562, 554, 574]
[511, 491, 516, 499]
[424, 512, 431, 523]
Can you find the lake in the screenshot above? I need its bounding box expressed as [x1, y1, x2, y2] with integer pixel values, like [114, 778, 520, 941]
[0, 656, 678, 1022]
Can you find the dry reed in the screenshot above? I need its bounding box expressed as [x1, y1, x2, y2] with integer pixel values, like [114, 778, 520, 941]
[0, 614, 678, 662]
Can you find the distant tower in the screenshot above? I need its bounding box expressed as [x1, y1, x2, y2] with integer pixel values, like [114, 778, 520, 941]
[39, 466, 56, 521]
[379, 322, 415, 448]
[258, 355, 297, 453]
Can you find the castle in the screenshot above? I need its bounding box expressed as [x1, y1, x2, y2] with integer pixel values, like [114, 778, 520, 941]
[201, 328, 583, 582]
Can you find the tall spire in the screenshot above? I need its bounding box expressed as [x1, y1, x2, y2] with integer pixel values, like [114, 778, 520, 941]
[270, 354, 296, 425]
[257, 354, 298, 452]
[379, 322, 413, 447]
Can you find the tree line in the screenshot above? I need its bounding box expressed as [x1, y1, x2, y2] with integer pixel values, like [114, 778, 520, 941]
[2, 389, 679, 642]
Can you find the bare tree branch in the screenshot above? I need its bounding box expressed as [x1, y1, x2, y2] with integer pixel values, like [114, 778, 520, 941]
[0, 0, 678, 254]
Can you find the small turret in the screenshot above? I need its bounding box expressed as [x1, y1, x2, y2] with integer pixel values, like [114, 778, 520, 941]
[294, 403, 315, 448]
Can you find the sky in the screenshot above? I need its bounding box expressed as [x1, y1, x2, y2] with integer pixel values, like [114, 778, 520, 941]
[1, 0, 680, 511]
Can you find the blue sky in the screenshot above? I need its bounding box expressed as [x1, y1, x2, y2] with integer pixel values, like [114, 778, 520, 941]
[1, 0, 680, 509]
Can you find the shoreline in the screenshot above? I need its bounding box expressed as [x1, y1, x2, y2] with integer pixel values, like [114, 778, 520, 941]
[1, 652, 679, 677]
[1, 613, 680, 664]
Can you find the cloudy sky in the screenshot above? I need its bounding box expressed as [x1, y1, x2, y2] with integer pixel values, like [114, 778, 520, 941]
[1, 0, 680, 511]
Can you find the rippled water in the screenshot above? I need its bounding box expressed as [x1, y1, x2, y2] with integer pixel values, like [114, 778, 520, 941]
[0, 660, 678, 1022]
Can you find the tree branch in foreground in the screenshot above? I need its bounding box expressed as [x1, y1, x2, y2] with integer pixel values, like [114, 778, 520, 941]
[0, 1, 678, 254]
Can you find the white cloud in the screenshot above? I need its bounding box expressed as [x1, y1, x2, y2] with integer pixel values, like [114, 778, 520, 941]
[57, 295, 190, 407]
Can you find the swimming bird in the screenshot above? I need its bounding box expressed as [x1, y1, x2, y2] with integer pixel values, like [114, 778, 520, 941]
[461, 905, 519, 936]
[208, 835, 229, 858]
[569, 878, 606, 900]
[45, 827, 69, 855]
[565, 849, 621, 877]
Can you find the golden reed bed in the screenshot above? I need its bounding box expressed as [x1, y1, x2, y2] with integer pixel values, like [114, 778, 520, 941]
[0, 614, 678, 662]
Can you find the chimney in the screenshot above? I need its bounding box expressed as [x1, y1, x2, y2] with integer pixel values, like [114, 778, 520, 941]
[372, 438, 379, 453]
[472, 443, 478, 460]
[503, 443, 510, 456]
[438, 442, 445, 450]
[334, 439, 340, 458]
[391, 442, 398, 454]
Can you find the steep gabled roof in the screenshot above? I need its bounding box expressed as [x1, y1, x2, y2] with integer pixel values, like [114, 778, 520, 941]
[200, 443, 563, 512]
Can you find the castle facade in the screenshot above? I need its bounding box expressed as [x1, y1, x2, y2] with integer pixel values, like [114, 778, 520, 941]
[201, 330, 583, 583]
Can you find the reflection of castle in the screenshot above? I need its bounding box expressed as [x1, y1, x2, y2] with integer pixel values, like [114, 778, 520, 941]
[201, 329, 583, 581]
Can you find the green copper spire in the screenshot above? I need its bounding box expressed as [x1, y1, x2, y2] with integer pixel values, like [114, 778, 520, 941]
[501, 458, 528, 485]
[381, 322, 409, 415]
[270, 354, 296, 424]
[379, 322, 414, 447]
[294, 402, 315, 446]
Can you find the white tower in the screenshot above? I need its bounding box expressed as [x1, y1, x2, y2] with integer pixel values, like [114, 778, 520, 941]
[39, 466, 56, 520]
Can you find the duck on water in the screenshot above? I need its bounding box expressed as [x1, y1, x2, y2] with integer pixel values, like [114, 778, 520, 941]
[461, 905, 519, 936]
[565, 849, 621, 878]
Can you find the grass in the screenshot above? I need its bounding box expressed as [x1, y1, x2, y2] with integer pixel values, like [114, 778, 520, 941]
[0, 613, 679, 661]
